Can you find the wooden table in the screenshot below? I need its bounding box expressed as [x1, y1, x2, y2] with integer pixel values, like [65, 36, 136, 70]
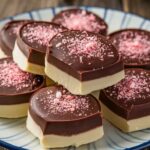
[0, 0, 150, 150]
[0, 0, 150, 19]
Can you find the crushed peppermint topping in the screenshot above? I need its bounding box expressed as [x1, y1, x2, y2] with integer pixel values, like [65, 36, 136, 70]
[53, 10, 106, 33]
[55, 31, 115, 64]
[112, 31, 150, 64]
[8, 22, 25, 36]
[22, 23, 64, 47]
[0, 59, 38, 92]
[105, 69, 150, 107]
[12, 24, 23, 34]
[34, 87, 95, 117]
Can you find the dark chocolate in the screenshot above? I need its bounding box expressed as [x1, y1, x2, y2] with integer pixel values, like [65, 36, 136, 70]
[109, 29, 150, 69]
[0, 20, 30, 56]
[0, 57, 44, 105]
[17, 21, 67, 66]
[100, 68, 150, 120]
[29, 86, 102, 135]
[52, 8, 107, 35]
[46, 30, 124, 81]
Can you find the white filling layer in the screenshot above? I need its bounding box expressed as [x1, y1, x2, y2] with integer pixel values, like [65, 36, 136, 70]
[45, 60, 125, 95]
[0, 47, 7, 59]
[100, 102, 150, 132]
[13, 42, 45, 75]
[0, 103, 28, 118]
[27, 112, 104, 148]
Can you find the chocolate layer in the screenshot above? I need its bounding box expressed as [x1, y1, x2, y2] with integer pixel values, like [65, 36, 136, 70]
[52, 8, 107, 35]
[0, 57, 44, 105]
[17, 21, 67, 66]
[46, 30, 124, 81]
[29, 86, 102, 135]
[0, 20, 30, 56]
[100, 68, 150, 120]
[109, 29, 150, 69]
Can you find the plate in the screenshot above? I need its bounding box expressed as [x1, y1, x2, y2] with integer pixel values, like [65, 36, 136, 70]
[0, 6, 150, 150]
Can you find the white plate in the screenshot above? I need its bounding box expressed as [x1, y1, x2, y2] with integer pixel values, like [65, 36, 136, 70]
[0, 6, 150, 150]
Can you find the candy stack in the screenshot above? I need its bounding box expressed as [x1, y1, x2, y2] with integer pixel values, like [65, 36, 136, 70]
[100, 29, 150, 132]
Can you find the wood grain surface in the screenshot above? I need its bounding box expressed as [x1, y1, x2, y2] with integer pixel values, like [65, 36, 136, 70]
[0, 0, 150, 150]
[0, 0, 150, 19]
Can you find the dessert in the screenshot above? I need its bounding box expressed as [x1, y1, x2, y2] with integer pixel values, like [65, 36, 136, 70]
[0, 57, 44, 118]
[109, 29, 150, 69]
[13, 21, 66, 75]
[45, 30, 124, 95]
[0, 20, 29, 57]
[27, 85, 103, 148]
[100, 68, 150, 132]
[52, 8, 107, 35]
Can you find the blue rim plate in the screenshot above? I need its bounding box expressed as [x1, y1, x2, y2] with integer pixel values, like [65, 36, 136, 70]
[0, 6, 150, 150]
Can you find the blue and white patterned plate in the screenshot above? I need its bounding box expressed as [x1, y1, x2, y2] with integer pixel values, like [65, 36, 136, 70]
[0, 6, 150, 150]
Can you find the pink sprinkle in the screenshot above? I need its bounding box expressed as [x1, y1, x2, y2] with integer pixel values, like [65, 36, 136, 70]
[12, 24, 23, 34]
[65, 95, 74, 100]
[0, 59, 36, 91]
[112, 31, 150, 64]
[53, 98, 60, 104]
[55, 91, 62, 98]
[53, 10, 105, 33]
[70, 107, 75, 112]
[22, 23, 65, 47]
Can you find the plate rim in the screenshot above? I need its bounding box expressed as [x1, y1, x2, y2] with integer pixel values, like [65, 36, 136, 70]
[0, 140, 26, 150]
[0, 6, 149, 150]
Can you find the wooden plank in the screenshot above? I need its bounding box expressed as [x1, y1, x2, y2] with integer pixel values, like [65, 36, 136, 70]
[122, 0, 129, 12]
[127, 0, 150, 18]
[0, 0, 122, 19]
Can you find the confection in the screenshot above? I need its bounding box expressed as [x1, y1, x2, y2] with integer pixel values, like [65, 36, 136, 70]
[45, 30, 124, 95]
[0, 57, 44, 118]
[100, 68, 150, 132]
[27, 85, 103, 148]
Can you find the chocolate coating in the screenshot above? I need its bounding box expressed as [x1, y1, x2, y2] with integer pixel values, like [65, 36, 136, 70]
[47, 30, 124, 81]
[109, 29, 150, 69]
[0, 57, 44, 105]
[29, 86, 102, 135]
[0, 20, 30, 56]
[52, 8, 107, 35]
[100, 68, 150, 120]
[17, 21, 67, 66]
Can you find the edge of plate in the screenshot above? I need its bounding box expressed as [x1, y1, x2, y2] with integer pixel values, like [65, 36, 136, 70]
[0, 140, 26, 150]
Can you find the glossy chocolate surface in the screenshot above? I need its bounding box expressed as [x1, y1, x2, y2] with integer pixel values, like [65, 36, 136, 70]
[0, 57, 44, 105]
[52, 8, 107, 35]
[29, 85, 102, 135]
[0, 20, 30, 56]
[17, 21, 66, 66]
[100, 68, 150, 120]
[47, 30, 123, 81]
[109, 29, 150, 69]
